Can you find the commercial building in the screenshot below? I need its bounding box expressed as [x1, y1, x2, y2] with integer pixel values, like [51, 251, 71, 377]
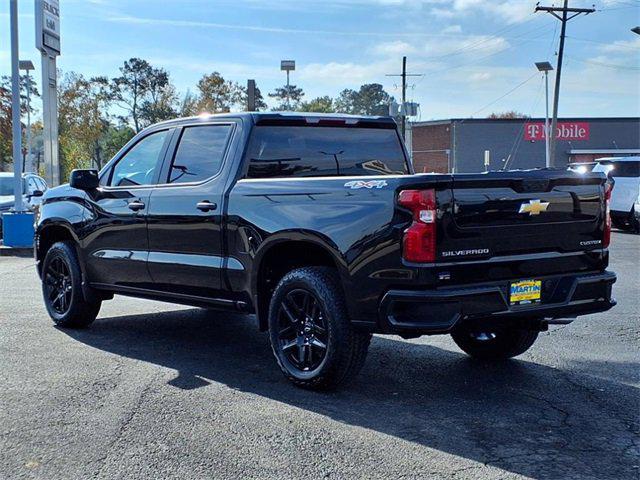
[410, 117, 640, 173]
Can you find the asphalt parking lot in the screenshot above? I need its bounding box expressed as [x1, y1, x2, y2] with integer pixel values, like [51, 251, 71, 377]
[1, 231, 638, 480]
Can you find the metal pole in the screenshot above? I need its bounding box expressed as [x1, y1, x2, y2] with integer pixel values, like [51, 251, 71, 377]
[25, 72, 33, 173]
[549, 0, 569, 168]
[286, 70, 290, 110]
[10, 0, 24, 212]
[544, 70, 550, 168]
[401, 56, 407, 140]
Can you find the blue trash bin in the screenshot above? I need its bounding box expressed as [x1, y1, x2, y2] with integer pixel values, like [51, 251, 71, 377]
[2, 212, 35, 248]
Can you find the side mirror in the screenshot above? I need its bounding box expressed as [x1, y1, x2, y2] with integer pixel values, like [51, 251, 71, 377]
[29, 189, 44, 198]
[69, 169, 99, 191]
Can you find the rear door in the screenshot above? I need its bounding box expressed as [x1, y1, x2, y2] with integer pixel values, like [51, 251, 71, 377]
[146, 122, 235, 299]
[440, 171, 606, 260]
[83, 128, 173, 287]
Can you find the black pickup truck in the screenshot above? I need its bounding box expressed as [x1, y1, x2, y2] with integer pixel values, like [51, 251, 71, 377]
[35, 112, 616, 389]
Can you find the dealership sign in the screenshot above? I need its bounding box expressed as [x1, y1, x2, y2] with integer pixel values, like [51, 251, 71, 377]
[525, 122, 590, 141]
[35, 0, 61, 55]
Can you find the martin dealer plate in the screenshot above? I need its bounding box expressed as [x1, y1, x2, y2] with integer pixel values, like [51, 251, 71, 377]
[510, 279, 542, 305]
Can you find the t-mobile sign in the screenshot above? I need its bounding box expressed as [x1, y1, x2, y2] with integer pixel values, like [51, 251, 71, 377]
[525, 122, 590, 141]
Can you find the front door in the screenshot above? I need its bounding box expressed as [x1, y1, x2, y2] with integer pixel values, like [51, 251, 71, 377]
[83, 128, 173, 288]
[147, 122, 234, 299]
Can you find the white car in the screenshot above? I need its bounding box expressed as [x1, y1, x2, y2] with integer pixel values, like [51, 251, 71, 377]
[0, 172, 48, 237]
[592, 156, 640, 233]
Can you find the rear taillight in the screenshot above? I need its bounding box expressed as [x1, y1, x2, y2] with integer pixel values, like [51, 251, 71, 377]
[398, 189, 437, 263]
[603, 182, 613, 248]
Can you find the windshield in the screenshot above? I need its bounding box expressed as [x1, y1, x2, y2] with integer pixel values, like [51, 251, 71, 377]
[0, 177, 15, 196]
[593, 160, 640, 178]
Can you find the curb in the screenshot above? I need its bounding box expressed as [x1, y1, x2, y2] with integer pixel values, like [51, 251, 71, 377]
[0, 245, 33, 257]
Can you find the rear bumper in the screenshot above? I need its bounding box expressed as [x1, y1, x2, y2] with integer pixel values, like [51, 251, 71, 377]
[379, 271, 616, 335]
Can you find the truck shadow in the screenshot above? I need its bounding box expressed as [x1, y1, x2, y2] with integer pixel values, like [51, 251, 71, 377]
[60, 308, 639, 480]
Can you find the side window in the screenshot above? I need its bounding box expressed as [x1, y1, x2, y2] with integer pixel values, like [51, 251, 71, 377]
[611, 161, 639, 178]
[37, 178, 47, 191]
[110, 130, 169, 187]
[167, 125, 232, 184]
[27, 177, 39, 194]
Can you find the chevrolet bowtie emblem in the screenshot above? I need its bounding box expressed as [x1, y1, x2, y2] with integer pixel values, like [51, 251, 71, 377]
[519, 199, 550, 215]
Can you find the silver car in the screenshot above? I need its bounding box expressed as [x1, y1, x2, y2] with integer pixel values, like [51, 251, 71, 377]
[0, 172, 48, 237]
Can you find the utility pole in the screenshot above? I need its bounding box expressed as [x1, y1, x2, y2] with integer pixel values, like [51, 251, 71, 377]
[386, 56, 422, 140]
[535, 0, 595, 168]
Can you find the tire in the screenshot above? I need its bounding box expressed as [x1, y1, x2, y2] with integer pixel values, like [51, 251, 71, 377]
[451, 326, 538, 360]
[41, 241, 101, 328]
[268, 267, 371, 390]
[611, 217, 627, 230]
[630, 208, 640, 234]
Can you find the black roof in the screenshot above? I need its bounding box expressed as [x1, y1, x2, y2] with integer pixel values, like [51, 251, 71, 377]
[154, 111, 397, 129]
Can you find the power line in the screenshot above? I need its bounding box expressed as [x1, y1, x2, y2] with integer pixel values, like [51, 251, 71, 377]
[469, 72, 539, 118]
[565, 35, 639, 49]
[565, 54, 640, 70]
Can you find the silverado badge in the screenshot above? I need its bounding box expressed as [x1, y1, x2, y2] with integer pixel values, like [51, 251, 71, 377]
[518, 199, 550, 216]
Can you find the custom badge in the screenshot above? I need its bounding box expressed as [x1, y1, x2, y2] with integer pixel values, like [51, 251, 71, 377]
[344, 180, 388, 189]
[518, 199, 550, 216]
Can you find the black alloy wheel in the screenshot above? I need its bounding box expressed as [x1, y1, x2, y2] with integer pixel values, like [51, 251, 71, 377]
[268, 267, 371, 390]
[44, 256, 73, 315]
[276, 289, 329, 373]
[41, 241, 101, 328]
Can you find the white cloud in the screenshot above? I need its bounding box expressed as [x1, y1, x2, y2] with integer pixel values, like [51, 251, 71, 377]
[371, 41, 417, 56]
[469, 72, 491, 82]
[599, 38, 640, 54]
[430, 0, 537, 24]
[441, 25, 462, 34]
[298, 60, 396, 86]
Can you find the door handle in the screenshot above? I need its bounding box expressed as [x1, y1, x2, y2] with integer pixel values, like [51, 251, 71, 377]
[196, 201, 217, 212]
[127, 200, 145, 211]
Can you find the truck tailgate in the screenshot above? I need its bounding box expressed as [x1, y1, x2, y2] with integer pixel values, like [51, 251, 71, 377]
[440, 171, 606, 259]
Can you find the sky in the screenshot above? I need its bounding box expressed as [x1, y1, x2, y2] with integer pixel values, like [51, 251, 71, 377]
[0, 0, 639, 122]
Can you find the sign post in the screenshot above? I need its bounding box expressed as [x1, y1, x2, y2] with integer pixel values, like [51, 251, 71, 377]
[280, 60, 295, 110]
[3, 0, 35, 247]
[35, 0, 61, 186]
[9, 0, 23, 213]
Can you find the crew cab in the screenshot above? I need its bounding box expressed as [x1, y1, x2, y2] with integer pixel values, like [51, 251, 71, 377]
[35, 113, 616, 389]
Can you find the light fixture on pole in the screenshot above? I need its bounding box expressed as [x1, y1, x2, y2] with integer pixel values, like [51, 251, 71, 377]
[280, 60, 295, 110]
[19, 60, 35, 174]
[535, 61, 554, 169]
[632, 26, 640, 35]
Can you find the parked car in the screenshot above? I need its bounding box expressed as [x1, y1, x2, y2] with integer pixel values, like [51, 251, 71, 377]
[567, 161, 597, 174]
[591, 156, 640, 233]
[0, 172, 47, 238]
[35, 113, 616, 390]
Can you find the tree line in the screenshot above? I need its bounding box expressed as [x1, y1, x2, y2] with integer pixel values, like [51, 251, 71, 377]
[0, 57, 397, 180]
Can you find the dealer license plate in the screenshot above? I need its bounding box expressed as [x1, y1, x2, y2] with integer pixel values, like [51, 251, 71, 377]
[510, 279, 542, 305]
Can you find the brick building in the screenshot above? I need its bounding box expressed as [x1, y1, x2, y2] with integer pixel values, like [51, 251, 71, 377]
[409, 117, 640, 173]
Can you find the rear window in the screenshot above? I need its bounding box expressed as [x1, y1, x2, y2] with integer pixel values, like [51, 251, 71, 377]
[168, 125, 232, 184]
[594, 160, 640, 178]
[245, 126, 408, 179]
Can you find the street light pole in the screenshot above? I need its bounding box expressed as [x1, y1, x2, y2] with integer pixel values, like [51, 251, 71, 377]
[10, 0, 24, 212]
[535, 62, 554, 168]
[19, 60, 35, 174]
